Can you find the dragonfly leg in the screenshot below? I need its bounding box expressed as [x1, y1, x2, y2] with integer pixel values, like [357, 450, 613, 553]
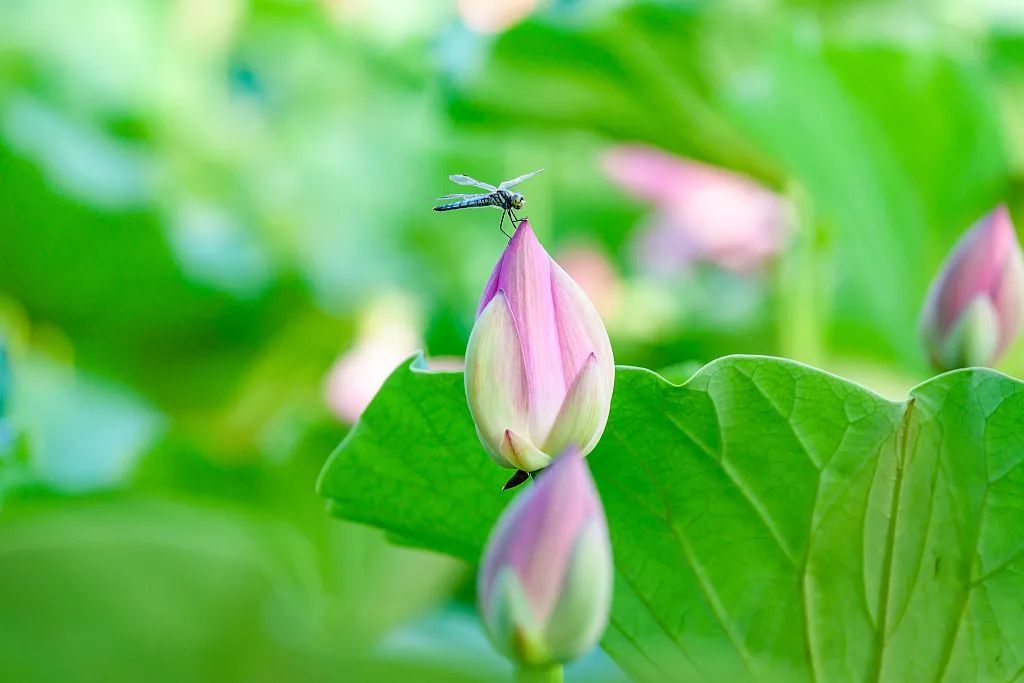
[498, 210, 511, 240]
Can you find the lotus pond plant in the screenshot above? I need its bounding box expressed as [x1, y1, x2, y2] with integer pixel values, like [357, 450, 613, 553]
[320, 202, 1024, 682]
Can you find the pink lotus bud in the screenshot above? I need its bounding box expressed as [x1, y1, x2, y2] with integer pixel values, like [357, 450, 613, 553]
[477, 449, 612, 667]
[921, 205, 1024, 370]
[464, 221, 614, 474]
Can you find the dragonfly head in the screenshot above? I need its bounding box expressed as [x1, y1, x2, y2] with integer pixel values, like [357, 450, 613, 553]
[511, 193, 525, 210]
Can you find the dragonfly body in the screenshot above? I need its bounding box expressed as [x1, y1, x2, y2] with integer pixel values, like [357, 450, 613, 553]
[433, 170, 542, 237]
[433, 189, 520, 213]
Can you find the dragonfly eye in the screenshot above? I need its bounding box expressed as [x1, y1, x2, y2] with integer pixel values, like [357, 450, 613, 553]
[512, 194, 525, 209]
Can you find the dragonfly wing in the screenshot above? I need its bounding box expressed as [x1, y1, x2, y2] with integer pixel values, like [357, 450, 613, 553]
[435, 193, 485, 201]
[498, 168, 544, 190]
[449, 174, 497, 192]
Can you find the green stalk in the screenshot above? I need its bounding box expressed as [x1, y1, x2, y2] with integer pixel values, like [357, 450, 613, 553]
[515, 664, 564, 683]
[776, 182, 829, 365]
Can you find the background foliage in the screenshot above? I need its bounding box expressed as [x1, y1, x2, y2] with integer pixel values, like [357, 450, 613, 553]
[2, 0, 1024, 681]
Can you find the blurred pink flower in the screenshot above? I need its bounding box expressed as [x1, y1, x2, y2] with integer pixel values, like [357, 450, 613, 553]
[603, 144, 788, 274]
[457, 0, 540, 33]
[556, 243, 623, 322]
[425, 355, 464, 372]
[324, 294, 422, 424]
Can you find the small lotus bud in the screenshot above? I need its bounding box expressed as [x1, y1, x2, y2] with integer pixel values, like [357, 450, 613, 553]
[477, 449, 612, 667]
[464, 221, 614, 475]
[921, 205, 1024, 370]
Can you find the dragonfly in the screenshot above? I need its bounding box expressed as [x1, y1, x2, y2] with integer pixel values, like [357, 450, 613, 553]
[433, 169, 543, 238]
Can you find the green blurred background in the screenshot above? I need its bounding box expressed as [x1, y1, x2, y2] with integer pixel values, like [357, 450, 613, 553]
[1, 0, 1024, 680]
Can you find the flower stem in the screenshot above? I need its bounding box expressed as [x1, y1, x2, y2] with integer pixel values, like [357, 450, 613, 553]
[515, 664, 564, 683]
[776, 182, 828, 365]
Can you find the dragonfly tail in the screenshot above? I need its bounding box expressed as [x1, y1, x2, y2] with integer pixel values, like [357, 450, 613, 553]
[433, 196, 497, 212]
